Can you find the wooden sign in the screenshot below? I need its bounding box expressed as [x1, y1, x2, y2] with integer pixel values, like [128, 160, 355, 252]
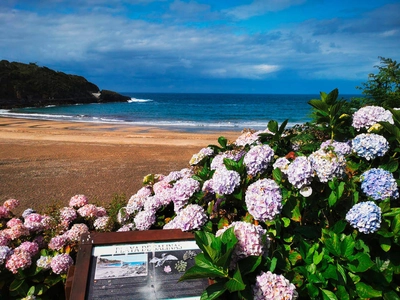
[68, 229, 208, 300]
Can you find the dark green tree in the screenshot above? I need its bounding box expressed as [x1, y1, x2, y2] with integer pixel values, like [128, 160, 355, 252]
[357, 56, 400, 108]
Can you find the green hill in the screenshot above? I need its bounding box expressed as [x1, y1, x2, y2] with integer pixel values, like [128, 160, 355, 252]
[0, 60, 130, 108]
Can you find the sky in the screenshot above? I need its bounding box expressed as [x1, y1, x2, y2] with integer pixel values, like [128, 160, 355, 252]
[1, 0, 399, 94]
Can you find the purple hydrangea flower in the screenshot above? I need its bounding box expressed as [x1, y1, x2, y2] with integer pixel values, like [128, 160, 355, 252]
[352, 133, 389, 161]
[211, 168, 241, 195]
[24, 213, 44, 232]
[320, 140, 352, 156]
[65, 223, 89, 242]
[173, 178, 201, 212]
[245, 179, 282, 221]
[253, 271, 298, 300]
[163, 204, 207, 231]
[287, 156, 313, 189]
[49, 235, 68, 251]
[94, 216, 110, 231]
[59, 207, 77, 224]
[0, 246, 11, 265]
[308, 148, 346, 183]
[134, 210, 156, 231]
[273, 157, 290, 175]
[244, 144, 274, 176]
[346, 201, 381, 234]
[17, 241, 39, 257]
[210, 150, 245, 170]
[352, 106, 393, 131]
[22, 208, 36, 219]
[189, 147, 214, 165]
[216, 221, 268, 269]
[51, 253, 74, 274]
[360, 168, 399, 200]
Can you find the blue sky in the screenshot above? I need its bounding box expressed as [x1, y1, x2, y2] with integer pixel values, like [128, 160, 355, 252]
[1, 0, 399, 94]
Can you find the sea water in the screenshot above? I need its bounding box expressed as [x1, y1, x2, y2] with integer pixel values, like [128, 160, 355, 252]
[0, 93, 359, 132]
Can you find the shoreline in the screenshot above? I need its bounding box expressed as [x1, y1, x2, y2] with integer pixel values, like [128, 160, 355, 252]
[0, 117, 240, 214]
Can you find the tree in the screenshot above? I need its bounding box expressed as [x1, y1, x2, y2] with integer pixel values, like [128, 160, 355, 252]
[357, 56, 400, 107]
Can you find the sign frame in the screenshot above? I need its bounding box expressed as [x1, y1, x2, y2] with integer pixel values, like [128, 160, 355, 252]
[69, 229, 205, 300]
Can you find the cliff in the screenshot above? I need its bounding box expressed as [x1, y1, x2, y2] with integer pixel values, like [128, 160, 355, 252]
[0, 60, 130, 108]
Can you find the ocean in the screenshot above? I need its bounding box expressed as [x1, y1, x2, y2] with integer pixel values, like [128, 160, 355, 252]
[0, 93, 359, 132]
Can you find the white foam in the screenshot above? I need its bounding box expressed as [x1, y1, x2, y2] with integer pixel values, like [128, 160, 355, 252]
[127, 98, 153, 103]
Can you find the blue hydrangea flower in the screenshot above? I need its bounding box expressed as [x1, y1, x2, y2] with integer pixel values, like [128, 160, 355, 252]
[352, 133, 389, 161]
[345, 201, 381, 234]
[361, 168, 399, 200]
[352, 106, 393, 131]
[287, 156, 313, 189]
[0, 246, 11, 265]
[211, 168, 241, 195]
[245, 179, 282, 221]
[244, 144, 274, 176]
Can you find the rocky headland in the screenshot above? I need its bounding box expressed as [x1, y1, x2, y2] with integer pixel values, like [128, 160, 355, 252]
[0, 60, 130, 109]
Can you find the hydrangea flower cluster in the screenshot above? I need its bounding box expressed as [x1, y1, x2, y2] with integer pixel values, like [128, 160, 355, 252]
[59, 207, 78, 225]
[245, 179, 282, 221]
[69, 194, 89, 208]
[189, 147, 214, 165]
[94, 216, 111, 231]
[24, 213, 44, 232]
[308, 148, 346, 183]
[360, 168, 399, 200]
[352, 106, 393, 131]
[0, 245, 11, 265]
[244, 144, 274, 176]
[36, 255, 52, 270]
[287, 156, 313, 189]
[345, 201, 381, 234]
[320, 140, 352, 156]
[216, 221, 268, 269]
[5, 249, 32, 274]
[172, 177, 201, 212]
[50, 253, 74, 274]
[134, 210, 156, 231]
[64, 223, 89, 242]
[49, 235, 68, 251]
[352, 133, 389, 160]
[210, 168, 241, 195]
[273, 157, 290, 175]
[210, 150, 245, 170]
[234, 130, 262, 146]
[163, 204, 207, 231]
[253, 271, 298, 300]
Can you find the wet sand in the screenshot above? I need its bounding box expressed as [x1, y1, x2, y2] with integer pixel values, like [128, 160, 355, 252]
[0, 117, 239, 214]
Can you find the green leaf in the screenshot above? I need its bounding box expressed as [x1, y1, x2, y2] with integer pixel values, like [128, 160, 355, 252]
[218, 136, 228, 149]
[267, 120, 279, 133]
[278, 119, 289, 135]
[225, 267, 246, 292]
[379, 236, 392, 252]
[323, 233, 341, 257]
[321, 288, 338, 300]
[383, 290, 400, 300]
[306, 283, 320, 298]
[273, 168, 282, 184]
[381, 159, 399, 173]
[313, 249, 324, 265]
[308, 99, 329, 112]
[355, 282, 382, 298]
[322, 264, 338, 280]
[335, 285, 350, 300]
[326, 88, 339, 105]
[201, 281, 227, 300]
[179, 264, 227, 281]
[9, 279, 24, 292]
[348, 253, 374, 273]
[331, 220, 347, 234]
[336, 263, 347, 284]
[392, 213, 400, 234]
[238, 256, 262, 275]
[281, 217, 291, 228]
[337, 181, 345, 199]
[328, 191, 338, 207]
[340, 235, 355, 257]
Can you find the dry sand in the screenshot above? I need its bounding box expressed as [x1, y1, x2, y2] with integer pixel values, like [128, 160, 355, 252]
[0, 117, 239, 214]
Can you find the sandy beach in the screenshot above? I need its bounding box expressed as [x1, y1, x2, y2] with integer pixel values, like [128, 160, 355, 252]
[0, 117, 239, 214]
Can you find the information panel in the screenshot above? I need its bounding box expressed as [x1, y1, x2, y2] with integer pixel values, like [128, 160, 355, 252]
[69, 230, 208, 300]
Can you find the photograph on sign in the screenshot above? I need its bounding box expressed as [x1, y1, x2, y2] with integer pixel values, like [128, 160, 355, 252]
[86, 240, 208, 299]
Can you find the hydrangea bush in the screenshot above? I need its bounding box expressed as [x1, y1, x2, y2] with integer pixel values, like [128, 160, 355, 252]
[1, 88, 400, 299]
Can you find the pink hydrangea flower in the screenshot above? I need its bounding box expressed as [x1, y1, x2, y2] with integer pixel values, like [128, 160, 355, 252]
[65, 223, 89, 242]
[51, 253, 73, 274]
[49, 235, 68, 251]
[5, 224, 30, 240]
[77, 204, 98, 218]
[17, 241, 39, 257]
[24, 213, 44, 232]
[0, 206, 10, 218]
[134, 210, 156, 231]
[3, 198, 19, 210]
[6, 218, 23, 228]
[253, 271, 298, 300]
[69, 194, 89, 208]
[59, 207, 77, 224]
[94, 216, 110, 231]
[5, 249, 32, 274]
[0, 232, 11, 246]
